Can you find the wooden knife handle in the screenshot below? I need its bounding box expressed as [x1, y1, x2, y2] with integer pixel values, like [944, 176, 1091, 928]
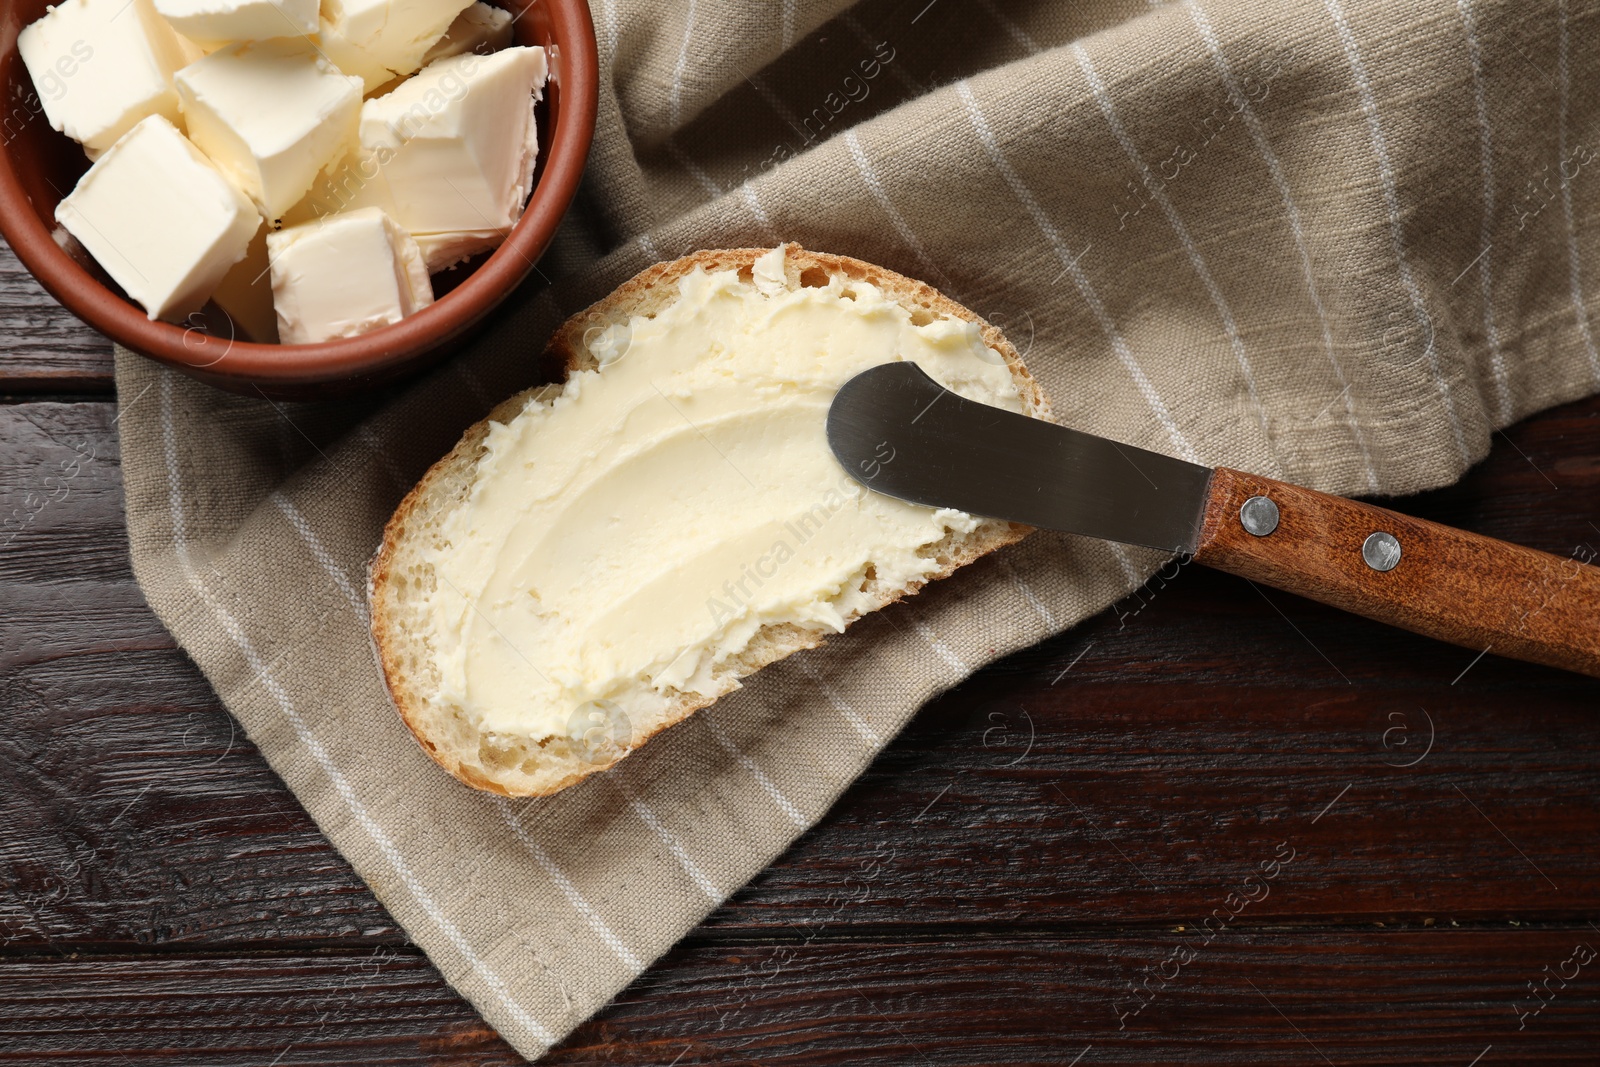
[1192, 467, 1600, 678]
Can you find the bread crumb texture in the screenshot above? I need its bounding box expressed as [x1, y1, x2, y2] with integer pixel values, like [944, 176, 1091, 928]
[369, 244, 1053, 796]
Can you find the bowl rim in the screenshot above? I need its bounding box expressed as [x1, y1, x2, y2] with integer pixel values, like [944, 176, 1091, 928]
[0, 0, 598, 389]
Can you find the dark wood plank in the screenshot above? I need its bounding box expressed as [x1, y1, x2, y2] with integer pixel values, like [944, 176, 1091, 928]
[3, 400, 1599, 956]
[0, 239, 113, 392]
[5, 931, 1600, 1064]
[711, 647, 1600, 932]
[0, 403, 397, 950]
[567, 930, 1600, 1065]
[0, 950, 514, 1065]
[710, 398, 1600, 929]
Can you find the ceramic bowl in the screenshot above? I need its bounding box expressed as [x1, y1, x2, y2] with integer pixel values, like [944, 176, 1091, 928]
[0, 0, 597, 396]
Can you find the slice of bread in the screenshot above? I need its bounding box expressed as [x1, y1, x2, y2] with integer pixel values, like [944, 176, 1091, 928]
[369, 244, 1054, 796]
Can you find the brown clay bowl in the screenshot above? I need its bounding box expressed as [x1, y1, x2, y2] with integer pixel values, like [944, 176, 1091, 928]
[0, 0, 597, 398]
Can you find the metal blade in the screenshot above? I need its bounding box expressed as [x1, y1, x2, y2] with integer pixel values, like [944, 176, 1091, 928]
[826, 362, 1214, 553]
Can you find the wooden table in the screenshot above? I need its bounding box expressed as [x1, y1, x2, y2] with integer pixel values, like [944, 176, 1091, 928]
[3, 236, 1599, 1065]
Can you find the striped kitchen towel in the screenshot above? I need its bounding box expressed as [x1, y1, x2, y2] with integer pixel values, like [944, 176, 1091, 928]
[115, 0, 1600, 1057]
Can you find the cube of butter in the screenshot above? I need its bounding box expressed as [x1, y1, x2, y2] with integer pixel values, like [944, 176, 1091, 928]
[170, 31, 211, 66]
[422, 2, 513, 64]
[176, 39, 363, 221]
[274, 140, 403, 231]
[411, 228, 504, 272]
[209, 221, 277, 343]
[360, 46, 546, 270]
[153, 0, 318, 49]
[319, 0, 475, 93]
[280, 153, 501, 274]
[266, 207, 432, 344]
[19, 0, 189, 157]
[55, 115, 258, 321]
[367, 0, 513, 96]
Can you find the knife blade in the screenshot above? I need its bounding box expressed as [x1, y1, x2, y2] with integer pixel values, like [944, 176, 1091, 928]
[825, 361, 1213, 552]
[825, 360, 1600, 679]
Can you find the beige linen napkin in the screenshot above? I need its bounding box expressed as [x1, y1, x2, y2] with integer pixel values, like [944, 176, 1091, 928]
[115, 0, 1600, 1057]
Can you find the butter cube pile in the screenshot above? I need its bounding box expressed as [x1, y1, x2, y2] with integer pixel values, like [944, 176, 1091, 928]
[267, 206, 432, 342]
[20, 0, 546, 344]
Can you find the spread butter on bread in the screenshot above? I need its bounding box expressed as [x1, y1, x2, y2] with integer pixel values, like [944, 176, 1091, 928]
[369, 244, 1053, 796]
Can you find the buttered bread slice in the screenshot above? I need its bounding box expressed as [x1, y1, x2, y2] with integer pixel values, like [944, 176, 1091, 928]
[370, 245, 1053, 796]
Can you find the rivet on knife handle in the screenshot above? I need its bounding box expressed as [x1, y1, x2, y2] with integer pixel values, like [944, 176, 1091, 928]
[825, 364, 1600, 680]
[1362, 531, 1402, 572]
[1192, 467, 1600, 678]
[1239, 495, 1279, 537]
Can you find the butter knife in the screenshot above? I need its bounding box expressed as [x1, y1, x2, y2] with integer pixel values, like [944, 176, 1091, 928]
[826, 361, 1600, 679]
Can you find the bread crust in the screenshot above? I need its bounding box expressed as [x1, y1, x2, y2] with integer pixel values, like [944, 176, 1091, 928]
[369, 244, 1054, 796]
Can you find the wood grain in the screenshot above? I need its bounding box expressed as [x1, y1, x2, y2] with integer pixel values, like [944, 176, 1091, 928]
[1195, 466, 1600, 678]
[2, 381, 1598, 1059]
[567, 930, 1600, 1064]
[5, 932, 1600, 1064]
[0, 951, 516, 1065]
[0, 240, 113, 391]
[5, 403, 1600, 957]
[0, 403, 399, 950]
